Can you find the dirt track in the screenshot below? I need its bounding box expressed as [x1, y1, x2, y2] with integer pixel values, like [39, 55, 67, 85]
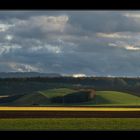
[0, 110, 140, 118]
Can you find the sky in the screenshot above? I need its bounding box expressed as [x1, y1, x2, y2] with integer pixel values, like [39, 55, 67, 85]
[0, 11, 140, 76]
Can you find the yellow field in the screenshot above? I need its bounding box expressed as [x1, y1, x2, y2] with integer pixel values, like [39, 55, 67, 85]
[0, 107, 139, 111]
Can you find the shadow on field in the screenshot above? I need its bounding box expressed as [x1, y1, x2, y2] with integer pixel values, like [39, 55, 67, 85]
[93, 95, 112, 105]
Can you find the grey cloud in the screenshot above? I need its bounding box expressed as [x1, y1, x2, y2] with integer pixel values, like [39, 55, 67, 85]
[67, 11, 140, 33]
[1, 11, 140, 76]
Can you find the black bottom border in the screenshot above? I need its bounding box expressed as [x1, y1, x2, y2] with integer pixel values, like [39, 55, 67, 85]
[0, 131, 139, 140]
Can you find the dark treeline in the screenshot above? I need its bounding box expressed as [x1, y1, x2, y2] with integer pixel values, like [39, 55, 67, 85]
[0, 77, 140, 96]
[51, 90, 95, 104]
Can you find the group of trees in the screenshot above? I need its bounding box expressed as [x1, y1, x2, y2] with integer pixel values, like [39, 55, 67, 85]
[51, 90, 95, 104]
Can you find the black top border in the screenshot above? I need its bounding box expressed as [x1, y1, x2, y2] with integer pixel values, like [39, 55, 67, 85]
[0, 0, 140, 10]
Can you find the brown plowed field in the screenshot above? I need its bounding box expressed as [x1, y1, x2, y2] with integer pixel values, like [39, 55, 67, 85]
[0, 110, 140, 118]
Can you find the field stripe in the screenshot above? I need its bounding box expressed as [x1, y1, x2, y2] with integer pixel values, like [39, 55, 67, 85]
[0, 107, 140, 111]
[0, 110, 140, 118]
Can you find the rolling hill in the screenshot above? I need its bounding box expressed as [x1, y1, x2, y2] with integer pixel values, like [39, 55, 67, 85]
[77, 91, 140, 106]
[39, 88, 76, 98]
[0, 89, 140, 106]
[11, 93, 50, 106]
[0, 88, 78, 106]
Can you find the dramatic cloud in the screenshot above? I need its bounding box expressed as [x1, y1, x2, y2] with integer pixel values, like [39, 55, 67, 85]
[97, 33, 132, 39]
[1, 11, 140, 76]
[9, 62, 41, 72]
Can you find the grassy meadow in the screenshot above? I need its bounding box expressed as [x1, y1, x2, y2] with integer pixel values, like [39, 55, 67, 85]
[0, 118, 139, 130]
[1, 89, 140, 106]
[39, 88, 76, 98]
[78, 91, 140, 106]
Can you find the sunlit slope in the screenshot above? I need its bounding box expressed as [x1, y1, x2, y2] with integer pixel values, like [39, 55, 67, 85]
[0, 89, 140, 106]
[9, 90, 140, 106]
[80, 91, 140, 106]
[39, 88, 76, 98]
[8, 88, 76, 105]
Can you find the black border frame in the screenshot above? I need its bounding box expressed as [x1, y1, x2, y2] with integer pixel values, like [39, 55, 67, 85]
[0, 0, 140, 139]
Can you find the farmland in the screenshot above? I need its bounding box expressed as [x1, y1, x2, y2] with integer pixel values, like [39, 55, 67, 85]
[79, 91, 140, 106]
[0, 77, 140, 130]
[39, 88, 76, 98]
[0, 107, 139, 118]
[0, 118, 140, 130]
[0, 106, 140, 111]
[1, 89, 140, 106]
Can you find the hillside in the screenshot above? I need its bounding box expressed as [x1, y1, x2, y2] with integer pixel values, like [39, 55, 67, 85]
[4, 93, 50, 106]
[77, 91, 140, 106]
[0, 89, 140, 106]
[0, 88, 95, 106]
[39, 88, 76, 98]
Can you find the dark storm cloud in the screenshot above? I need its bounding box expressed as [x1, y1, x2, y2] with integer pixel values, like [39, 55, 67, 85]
[67, 11, 140, 33]
[1, 11, 140, 76]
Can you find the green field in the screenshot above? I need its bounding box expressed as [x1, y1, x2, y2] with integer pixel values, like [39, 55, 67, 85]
[0, 118, 139, 130]
[1, 89, 140, 106]
[10, 88, 76, 105]
[11, 93, 50, 105]
[39, 88, 76, 98]
[77, 91, 140, 106]
[27, 90, 140, 106]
